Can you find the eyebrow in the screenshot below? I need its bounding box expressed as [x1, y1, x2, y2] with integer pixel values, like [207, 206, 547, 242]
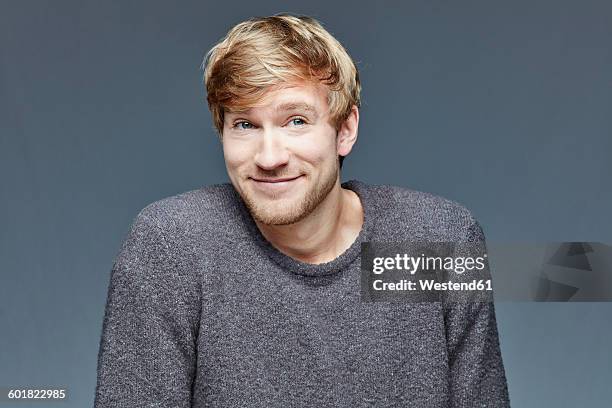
[227, 102, 319, 118]
[274, 102, 318, 117]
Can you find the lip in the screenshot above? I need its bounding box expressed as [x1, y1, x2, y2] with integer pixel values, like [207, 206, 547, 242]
[250, 175, 302, 183]
[249, 174, 304, 194]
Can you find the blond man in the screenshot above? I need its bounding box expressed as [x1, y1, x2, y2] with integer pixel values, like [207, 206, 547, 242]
[95, 13, 510, 407]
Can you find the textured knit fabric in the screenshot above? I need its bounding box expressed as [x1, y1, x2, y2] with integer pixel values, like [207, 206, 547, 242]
[94, 180, 511, 407]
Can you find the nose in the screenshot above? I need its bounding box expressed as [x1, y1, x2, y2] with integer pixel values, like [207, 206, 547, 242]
[253, 129, 289, 170]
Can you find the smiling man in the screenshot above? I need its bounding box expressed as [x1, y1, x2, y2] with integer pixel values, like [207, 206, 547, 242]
[221, 80, 362, 263]
[94, 13, 511, 408]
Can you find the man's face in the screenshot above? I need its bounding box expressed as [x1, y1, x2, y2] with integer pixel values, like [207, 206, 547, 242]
[221, 80, 340, 225]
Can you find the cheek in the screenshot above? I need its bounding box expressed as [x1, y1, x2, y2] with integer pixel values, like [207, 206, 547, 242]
[289, 131, 337, 164]
[222, 139, 252, 170]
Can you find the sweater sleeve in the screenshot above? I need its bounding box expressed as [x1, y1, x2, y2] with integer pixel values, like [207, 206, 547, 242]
[94, 207, 201, 407]
[442, 218, 511, 407]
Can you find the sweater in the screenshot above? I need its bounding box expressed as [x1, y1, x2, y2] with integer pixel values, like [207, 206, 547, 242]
[94, 179, 510, 407]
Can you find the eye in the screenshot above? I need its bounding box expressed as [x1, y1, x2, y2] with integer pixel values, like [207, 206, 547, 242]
[233, 121, 254, 130]
[288, 117, 307, 127]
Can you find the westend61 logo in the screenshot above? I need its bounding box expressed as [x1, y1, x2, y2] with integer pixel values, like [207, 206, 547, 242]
[360, 242, 494, 303]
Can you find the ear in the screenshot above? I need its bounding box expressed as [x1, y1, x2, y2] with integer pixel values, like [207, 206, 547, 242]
[336, 105, 359, 157]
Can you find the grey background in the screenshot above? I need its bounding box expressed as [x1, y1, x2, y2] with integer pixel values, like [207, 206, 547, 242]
[1, 0, 611, 406]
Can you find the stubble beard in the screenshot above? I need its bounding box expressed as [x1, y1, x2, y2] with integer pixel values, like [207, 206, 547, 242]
[239, 161, 339, 226]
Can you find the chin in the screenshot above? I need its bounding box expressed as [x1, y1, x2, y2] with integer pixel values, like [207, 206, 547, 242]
[248, 197, 311, 226]
[234, 167, 338, 226]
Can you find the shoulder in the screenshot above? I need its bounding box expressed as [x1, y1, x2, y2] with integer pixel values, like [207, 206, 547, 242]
[130, 183, 241, 240]
[388, 184, 474, 224]
[359, 181, 483, 241]
[110, 187, 228, 303]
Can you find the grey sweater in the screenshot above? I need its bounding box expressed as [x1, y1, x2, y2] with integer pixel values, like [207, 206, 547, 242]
[94, 180, 510, 407]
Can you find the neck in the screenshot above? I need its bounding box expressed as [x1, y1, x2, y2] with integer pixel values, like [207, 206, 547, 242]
[254, 180, 363, 264]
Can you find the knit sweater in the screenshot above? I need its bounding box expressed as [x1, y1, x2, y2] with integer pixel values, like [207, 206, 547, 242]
[94, 180, 510, 407]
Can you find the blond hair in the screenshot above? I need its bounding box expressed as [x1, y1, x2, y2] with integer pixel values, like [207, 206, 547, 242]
[201, 13, 361, 136]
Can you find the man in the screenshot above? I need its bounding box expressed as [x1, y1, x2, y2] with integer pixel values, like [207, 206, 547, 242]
[94, 13, 510, 407]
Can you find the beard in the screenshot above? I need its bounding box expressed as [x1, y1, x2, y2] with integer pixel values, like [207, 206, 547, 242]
[237, 160, 339, 226]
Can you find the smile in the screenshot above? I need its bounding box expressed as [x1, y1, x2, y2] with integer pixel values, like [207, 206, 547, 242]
[249, 175, 304, 194]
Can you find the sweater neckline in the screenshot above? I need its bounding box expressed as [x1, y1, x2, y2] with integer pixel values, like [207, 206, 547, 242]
[232, 179, 376, 277]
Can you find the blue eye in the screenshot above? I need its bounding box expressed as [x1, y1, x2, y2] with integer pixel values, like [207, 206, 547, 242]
[289, 117, 307, 126]
[233, 121, 254, 130]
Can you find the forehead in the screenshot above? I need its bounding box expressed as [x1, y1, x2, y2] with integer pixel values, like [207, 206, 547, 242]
[225, 81, 328, 117]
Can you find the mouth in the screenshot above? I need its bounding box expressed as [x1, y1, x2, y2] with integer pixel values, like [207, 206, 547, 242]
[248, 174, 304, 194]
[249, 175, 302, 183]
